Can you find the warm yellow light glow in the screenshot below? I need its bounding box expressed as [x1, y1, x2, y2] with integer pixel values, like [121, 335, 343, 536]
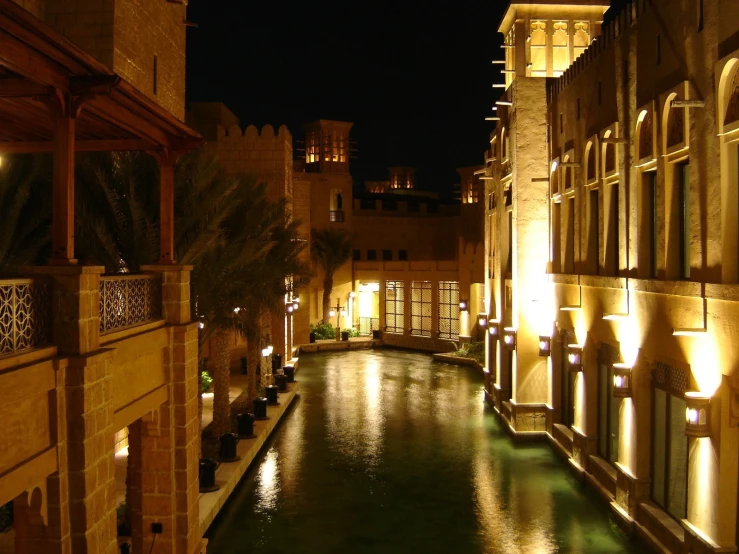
[614, 375, 624, 388]
[686, 407, 700, 425]
[688, 337, 722, 397]
[329, 309, 336, 317]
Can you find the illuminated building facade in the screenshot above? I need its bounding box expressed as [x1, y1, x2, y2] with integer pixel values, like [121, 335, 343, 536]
[483, 0, 739, 551]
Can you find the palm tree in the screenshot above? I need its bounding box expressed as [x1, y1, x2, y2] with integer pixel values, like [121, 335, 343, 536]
[0, 154, 52, 273]
[311, 228, 354, 323]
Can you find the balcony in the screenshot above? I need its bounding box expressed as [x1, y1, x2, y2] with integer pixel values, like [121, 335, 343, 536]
[0, 277, 52, 358]
[100, 274, 163, 334]
[329, 210, 345, 223]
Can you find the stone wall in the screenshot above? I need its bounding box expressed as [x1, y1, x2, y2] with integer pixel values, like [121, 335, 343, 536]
[381, 332, 457, 353]
[44, 0, 114, 67]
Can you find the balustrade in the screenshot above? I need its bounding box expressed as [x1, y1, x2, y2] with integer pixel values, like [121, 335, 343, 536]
[99, 274, 162, 334]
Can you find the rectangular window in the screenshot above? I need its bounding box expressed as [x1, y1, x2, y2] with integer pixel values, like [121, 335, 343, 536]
[597, 362, 620, 464]
[410, 281, 432, 337]
[367, 249, 377, 261]
[384, 280, 404, 334]
[652, 385, 688, 519]
[646, 171, 658, 277]
[153, 55, 158, 95]
[589, 189, 600, 274]
[608, 185, 619, 275]
[565, 198, 575, 273]
[552, 202, 561, 273]
[678, 162, 690, 279]
[353, 249, 360, 261]
[382, 249, 392, 261]
[398, 249, 408, 261]
[438, 281, 460, 340]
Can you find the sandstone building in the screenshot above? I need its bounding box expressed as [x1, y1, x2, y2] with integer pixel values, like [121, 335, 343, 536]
[482, 0, 739, 552]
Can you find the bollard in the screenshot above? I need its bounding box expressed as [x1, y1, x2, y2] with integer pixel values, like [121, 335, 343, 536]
[219, 433, 240, 463]
[253, 397, 269, 420]
[372, 329, 381, 340]
[265, 385, 279, 405]
[271, 353, 282, 373]
[341, 331, 350, 341]
[237, 412, 256, 438]
[199, 458, 220, 493]
[309, 332, 316, 343]
[120, 543, 131, 554]
[275, 373, 288, 392]
[283, 365, 295, 383]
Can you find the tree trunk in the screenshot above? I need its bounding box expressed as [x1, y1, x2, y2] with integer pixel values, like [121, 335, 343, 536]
[211, 328, 232, 437]
[245, 325, 259, 406]
[322, 274, 333, 324]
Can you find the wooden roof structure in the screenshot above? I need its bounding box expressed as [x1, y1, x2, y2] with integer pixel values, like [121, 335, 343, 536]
[0, 0, 203, 264]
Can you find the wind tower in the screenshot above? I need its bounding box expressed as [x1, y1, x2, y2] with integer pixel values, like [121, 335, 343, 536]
[483, 0, 610, 433]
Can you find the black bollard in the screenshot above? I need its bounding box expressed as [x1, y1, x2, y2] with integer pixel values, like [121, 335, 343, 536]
[275, 373, 288, 392]
[120, 543, 131, 554]
[309, 332, 316, 343]
[218, 433, 240, 463]
[271, 353, 282, 373]
[341, 331, 350, 341]
[372, 329, 381, 340]
[237, 412, 256, 438]
[265, 385, 279, 405]
[199, 458, 220, 493]
[253, 397, 269, 420]
[283, 365, 295, 383]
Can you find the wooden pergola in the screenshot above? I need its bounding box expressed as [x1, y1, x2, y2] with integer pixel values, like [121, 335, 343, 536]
[0, 0, 203, 265]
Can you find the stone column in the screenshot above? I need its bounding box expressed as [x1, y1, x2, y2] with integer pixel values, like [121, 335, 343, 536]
[142, 265, 202, 554]
[128, 408, 176, 554]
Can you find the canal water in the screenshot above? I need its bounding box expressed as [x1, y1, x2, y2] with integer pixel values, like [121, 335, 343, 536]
[206, 349, 639, 554]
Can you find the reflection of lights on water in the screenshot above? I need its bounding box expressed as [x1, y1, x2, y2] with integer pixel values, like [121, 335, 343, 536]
[255, 448, 280, 512]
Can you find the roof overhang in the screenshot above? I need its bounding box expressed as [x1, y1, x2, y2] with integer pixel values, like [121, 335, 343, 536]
[498, 1, 611, 35]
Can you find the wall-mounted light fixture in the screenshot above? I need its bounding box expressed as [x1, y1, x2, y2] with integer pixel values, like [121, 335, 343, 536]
[459, 300, 468, 311]
[502, 327, 517, 350]
[685, 392, 711, 437]
[567, 344, 584, 372]
[478, 313, 487, 327]
[612, 363, 632, 398]
[488, 319, 500, 339]
[286, 303, 294, 314]
[538, 335, 552, 357]
[292, 300, 299, 312]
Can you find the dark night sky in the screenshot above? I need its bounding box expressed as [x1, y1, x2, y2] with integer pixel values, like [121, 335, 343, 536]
[185, 1, 618, 197]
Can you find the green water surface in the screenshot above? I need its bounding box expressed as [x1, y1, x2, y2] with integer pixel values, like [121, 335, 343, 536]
[206, 349, 641, 554]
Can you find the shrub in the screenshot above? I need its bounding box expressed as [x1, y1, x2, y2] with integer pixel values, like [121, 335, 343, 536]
[453, 341, 485, 363]
[0, 502, 12, 533]
[116, 502, 131, 536]
[309, 322, 336, 340]
[201, 370, 213, 393]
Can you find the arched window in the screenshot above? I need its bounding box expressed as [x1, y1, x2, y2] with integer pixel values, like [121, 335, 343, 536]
[553, 22, 569, 75]
[603, 131, 616, 174]
[637, 110, 653, 161]
[724, 64, 739, 127]
[574, 22, 590, 60]
[551, 160, 560, 195]
[563, 155, 573, 189]
[501, 128, 508, 160]
[665, 94, 685, 149]
[586, 141, 597, 182]
[530, 21, 547, 76]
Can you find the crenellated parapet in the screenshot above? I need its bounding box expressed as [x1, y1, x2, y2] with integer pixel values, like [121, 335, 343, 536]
[547, 0, 645, 102]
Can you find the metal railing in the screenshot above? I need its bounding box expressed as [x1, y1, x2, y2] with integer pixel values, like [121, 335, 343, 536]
[357, 317, 379, 336]
[100, 274, 162, 334]
[0, 278, 52, 356]
[329, 210, 345, 222]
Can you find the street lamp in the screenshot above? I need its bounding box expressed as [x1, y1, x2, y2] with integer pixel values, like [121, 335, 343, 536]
[329, 297, 347, 341]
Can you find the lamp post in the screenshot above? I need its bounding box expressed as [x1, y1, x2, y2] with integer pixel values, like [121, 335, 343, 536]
[328, 297, 347, 341]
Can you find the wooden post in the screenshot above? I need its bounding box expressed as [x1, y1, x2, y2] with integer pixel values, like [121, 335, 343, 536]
[51, 94, 76, 264]
[159, 151, 176, 264]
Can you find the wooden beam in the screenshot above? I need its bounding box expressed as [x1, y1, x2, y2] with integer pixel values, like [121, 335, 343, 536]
[0, 78, 52, 98]
[70, 75, 120, 95]
[671, 99, 704, 108]
[0, 28, 69, 91]
[50, 96, 76, 265]
[0, 139, 158, 153]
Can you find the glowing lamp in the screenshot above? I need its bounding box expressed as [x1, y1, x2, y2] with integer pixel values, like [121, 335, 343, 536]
[340, 309, 347, 317]
[286, 303, 294, 314]
[198, 322, 205, 329]
[502, 327, 517, 350]
[349, 291, 356, 298]
[684, 392, 710, 437]
[488, 319, 500, 338]
[267, 345, 274, 355]
[459, 300, 468, 311]
[612, 363, 632, 398]
[538, 335, 552, 357]
[292, 300, 299, 311]
[478, 313, 487, 327]
[567, 344, 583, 372]
[233, 307, 241, 313]
[329, 309, 336, 317]
[261, 348, 270, 357]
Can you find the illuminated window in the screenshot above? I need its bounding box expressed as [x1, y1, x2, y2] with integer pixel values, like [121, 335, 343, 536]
[597, 356, 621, 464]
[573, 22, 590, 60]
[438, 281, 460, 340]
[553, 22, 569, 75]
[410, 281, 432, 337]
[384, 280, 404, 334]
[651, 362, 688, 519]
[529, 21, 547, 76]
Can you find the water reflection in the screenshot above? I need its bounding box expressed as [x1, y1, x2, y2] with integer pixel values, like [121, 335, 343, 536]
[206, 350, 638, 554]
